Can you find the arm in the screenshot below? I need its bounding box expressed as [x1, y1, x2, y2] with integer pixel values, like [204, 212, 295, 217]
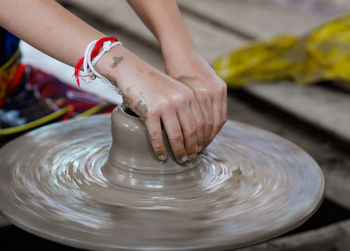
[0, 0, 104, 66]
[128, 0, 227, 147]
[0, 0, 203, 163]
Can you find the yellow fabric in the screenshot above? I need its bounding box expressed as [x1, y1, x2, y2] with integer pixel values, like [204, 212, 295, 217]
[214, 14, 350, 90]
[0, 105, 73, 135]
[75, 102, 110, 118]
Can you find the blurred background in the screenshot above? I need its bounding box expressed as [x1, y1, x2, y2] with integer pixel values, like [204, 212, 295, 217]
[1, 0, 350, 250]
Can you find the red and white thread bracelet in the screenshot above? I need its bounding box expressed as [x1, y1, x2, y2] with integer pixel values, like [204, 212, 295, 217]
[74, 36, 122, 90]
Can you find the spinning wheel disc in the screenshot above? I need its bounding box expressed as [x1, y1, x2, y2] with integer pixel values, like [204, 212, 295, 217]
[0, 107, 324, 250]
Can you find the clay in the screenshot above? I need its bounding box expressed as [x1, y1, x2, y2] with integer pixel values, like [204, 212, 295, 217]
[203, 97, 209, 111]
[176, 75, 198, 83]
[132, 100, 148, 120]
[0, 106, 324, 250]
[111, 56, 123, 68]
[121, 89, 148, 120]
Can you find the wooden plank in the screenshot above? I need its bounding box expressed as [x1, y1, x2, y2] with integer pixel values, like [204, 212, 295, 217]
[245, 82, 350, 143]
[62, 0, 243, 62]
[62, 0, 158, 46]
[177, 0, 348, 38]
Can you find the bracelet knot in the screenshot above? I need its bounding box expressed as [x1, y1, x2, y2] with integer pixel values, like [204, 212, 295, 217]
[74, 36, 122, 89]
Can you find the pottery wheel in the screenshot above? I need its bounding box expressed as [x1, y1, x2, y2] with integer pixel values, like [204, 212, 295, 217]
[0, 106, 324, 250]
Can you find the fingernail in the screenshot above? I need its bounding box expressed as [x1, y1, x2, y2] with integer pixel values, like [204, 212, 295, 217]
[180, 156, 188, 163]
[158, 155, 167, 161]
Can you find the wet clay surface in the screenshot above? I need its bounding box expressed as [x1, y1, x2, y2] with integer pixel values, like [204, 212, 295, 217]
[0, 108, 324, 250]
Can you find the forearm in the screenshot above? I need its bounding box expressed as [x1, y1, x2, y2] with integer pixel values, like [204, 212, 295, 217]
[127, 0, 197, 63]
[0, 0, 105, 67]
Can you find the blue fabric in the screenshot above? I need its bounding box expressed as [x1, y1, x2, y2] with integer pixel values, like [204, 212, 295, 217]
[5, 32, 20, 58]
[0, 28, 20, 66]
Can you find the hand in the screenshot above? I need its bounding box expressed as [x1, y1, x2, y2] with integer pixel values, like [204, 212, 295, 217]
[101, 46, 204, 163]
[165, 51, 227, 148]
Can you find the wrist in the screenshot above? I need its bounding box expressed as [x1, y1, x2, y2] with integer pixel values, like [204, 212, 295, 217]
[93, 44, 134, 90]
[163, 48, 206, 77]
[159, 30, 199, 68]
[164, 47, 200, 74]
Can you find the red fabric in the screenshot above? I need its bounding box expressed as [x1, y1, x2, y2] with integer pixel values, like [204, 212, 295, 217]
[61, 106, 74, 121]
[0, 63, 25, 107]
[74, 58, 84, 87]
[74, 36, 119, 87]
[10, 63, 26, 91]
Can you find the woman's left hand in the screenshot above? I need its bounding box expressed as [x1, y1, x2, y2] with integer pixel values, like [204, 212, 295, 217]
[165, 51, 227, 149]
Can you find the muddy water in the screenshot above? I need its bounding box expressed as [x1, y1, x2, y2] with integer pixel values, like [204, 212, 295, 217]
[0, 107, 324, 250]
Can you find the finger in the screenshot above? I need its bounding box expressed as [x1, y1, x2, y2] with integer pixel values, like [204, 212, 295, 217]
[144, 115, 167, 161]
[161, 112, 188, 164]
[190, 100, 205, 152]
[201, 96, 214, 147]
[177, 103, 199, 160]
[222, 85, 228, 128]
[210, 95, 222, 143]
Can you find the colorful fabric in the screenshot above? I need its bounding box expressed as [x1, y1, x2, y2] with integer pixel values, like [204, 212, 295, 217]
[0, 65, 116, 146]
[0, 28, 116, 146]
[0, 52, 21, 107]
[0, 29, 21, 107]
[214, 13, 350, 90]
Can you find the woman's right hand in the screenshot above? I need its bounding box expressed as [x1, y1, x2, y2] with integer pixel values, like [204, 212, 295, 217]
[97, 45, 205, 163]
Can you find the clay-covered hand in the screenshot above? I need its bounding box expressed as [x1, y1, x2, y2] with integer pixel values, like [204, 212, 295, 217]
[165, 51, 227, 148]
[102, 46, 205, 163]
